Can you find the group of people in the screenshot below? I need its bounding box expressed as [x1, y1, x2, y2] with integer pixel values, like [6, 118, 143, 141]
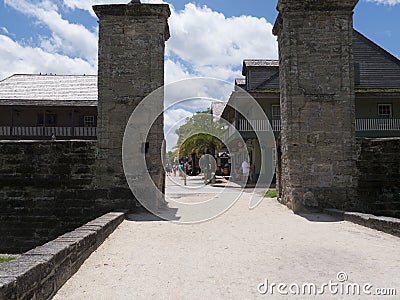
[165, 163, 180, 176]
[165, 156, 254, 184]
[165, 160, 193, 177]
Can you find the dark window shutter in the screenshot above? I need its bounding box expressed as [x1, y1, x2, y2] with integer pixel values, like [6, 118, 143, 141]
[354, 63, 360, 86]
[37, 113, 44, 125]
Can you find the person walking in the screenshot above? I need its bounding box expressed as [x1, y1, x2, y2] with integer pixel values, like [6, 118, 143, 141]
[241, 159, 250, 184]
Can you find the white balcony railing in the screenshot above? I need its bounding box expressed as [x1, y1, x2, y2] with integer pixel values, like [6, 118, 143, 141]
[0, 126, 11, 136]
[224, 118, 400, 140]
[74, 127, 97, 137]
[238, 119, 281, 132]
[238, 118, 400, 132]
[0, 126, 97, 138]
[356, 118, 400, 131]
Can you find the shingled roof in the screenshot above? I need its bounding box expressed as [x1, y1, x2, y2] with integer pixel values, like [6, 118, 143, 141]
[242, 59, 279, 76]
[0, 74, 98, 106]
[235, 78, 246, 87]
[242, 30, 400, 92]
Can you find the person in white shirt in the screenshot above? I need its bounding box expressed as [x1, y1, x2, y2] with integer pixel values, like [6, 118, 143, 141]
[241, 159, 250, 183]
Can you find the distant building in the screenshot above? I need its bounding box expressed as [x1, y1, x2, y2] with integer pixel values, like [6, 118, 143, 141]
[0, 74, 97, 139]
[222, 30, 400, 182]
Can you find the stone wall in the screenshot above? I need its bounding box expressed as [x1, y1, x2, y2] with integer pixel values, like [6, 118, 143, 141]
[325, 209, 400, 237]
[276, 137, 400, 218]
[0, 2, 171, 254]
[93, 3, 170, 208]
[0, 141, 134, 254]
[273, 0, 359, 212]
[0, 212, 125, 299]
[356, 138, 400, 218]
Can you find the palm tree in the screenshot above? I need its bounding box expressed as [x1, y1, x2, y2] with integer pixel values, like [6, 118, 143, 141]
[175, 109, 224, 158]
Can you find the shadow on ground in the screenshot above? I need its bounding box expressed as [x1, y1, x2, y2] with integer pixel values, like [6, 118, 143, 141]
[126, 212, 166, 222]
[126, 206, 180, 222]
[296, 213, 342, 223]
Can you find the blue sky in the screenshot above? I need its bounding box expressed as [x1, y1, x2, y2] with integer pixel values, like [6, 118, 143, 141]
[1, 0, 399, 149]
[0, 0, 399, 82]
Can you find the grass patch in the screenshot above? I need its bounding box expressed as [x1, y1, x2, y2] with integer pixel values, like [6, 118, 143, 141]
[0, 256, 16, 264]
[264, 190, 277, 198]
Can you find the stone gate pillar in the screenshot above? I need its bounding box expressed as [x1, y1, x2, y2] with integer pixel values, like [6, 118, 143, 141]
[273, 0, 358, 212]
[93, 2, 170, 206]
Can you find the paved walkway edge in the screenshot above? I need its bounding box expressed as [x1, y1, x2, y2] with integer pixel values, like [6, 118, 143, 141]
[324, 208, 400, 238]
[0, 211, 126, 300]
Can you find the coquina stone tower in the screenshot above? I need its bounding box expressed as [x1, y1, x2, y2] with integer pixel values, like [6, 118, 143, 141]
[93, 2, 170, 207]
[273, 0, 359, 212]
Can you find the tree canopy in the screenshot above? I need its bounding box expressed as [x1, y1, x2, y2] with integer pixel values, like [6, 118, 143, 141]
[175, 109, 225, 157]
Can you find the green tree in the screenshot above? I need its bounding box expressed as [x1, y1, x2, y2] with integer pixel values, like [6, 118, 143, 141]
[165, 150, 176, 163]
[175, 109, 225, 157]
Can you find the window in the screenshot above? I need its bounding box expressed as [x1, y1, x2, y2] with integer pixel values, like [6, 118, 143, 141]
[47, 114, 57, 125]
[84, 115, 96, 127]
[37, 114, 43, 126]
[37, 113, 57, 126]
[378, 104, 392, 118]
[354, 63, 360, 85]
[272, 105, 281, 118]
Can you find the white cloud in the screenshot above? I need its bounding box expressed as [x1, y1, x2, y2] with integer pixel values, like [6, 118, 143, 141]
[0, 34, 96, 80]
[165, 133, 178, 152]
[196, 65, 242, 82]
[166, 3, 278, 81]
[365, 0, 400, 4]
[4, 0, 98, 64]
[63, 0, 129, 17]
[164, 108, 193, 151]
[3, 1, 278, 84]
[1, 0, 278, 151]
[164, 108, 193, 128]
[63, 0, 165, 17]
[164, 59, 193, 84]
[164, 79, 233, 112]
[1, 27, 9, 35]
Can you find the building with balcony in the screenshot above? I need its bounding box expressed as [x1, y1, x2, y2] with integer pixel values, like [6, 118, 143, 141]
[0, 74, 97, 139]
[222, 30, 400, 182]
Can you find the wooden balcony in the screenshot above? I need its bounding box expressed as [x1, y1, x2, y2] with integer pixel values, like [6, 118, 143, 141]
[223, 118, 400, 140]
[238, 119, 281, 132]
[0, 126, 97, 139]
[356, 118, 400, 131]
[238, 118, 400, 132]
[222, 119, 280, 141]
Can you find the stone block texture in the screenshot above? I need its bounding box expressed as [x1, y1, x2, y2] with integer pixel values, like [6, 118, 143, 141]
[0, 3, 171, 253]
[273, 0, 359, 212]
[325, 208, 400, 237]
[93, 3, 170, 204]
[0, 212, 125, 300]
[0, 141, 131, 253]
[356, 138, 400, 218]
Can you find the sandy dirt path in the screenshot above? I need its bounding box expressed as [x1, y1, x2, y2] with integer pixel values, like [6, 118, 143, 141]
[54, 176, 400, 299]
